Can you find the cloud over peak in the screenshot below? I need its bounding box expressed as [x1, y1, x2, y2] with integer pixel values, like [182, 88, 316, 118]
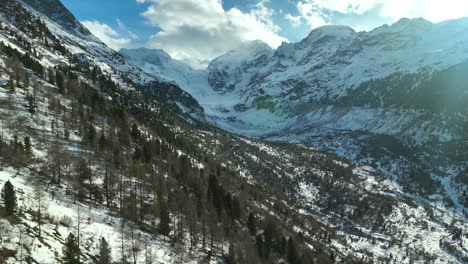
[137, 0, 287, 69]
[288, 0, 468, 31]
[82, 20, 136, 50]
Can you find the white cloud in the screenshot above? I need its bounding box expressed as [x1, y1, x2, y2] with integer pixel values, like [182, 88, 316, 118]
[137, 0, 287, 69]
[116, 19, 139, 40]
[82, 20, 134, 50]
[293, 0, 468, 30]
[285, 13, 302, 27]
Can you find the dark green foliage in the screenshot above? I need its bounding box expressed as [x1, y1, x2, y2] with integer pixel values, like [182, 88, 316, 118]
[7, 77, 14, 94]
[247, 212, 256, 235]
[1, 180, 17, 215]
[83, 124, 96, 147]
[94, 237, 112, 264]
[55, 71, 65, 93]
[0, 8, 387, 262]
[48, 69, 55, 85]
[256, 235, 266, 259]
[159, 200, 170, 236]
[26, 93, 36, 115]
[402, 166, 438, 195]
[24, 136, 31, 154]
[21, 53, 43, 75]
[62, 233, 81, 264]
[287, 237, 297, 264]
[91, 67, 98, 83]
[280, 236, 287, 256]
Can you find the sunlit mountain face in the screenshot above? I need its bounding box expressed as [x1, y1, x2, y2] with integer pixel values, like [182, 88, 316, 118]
[0, 0, 466, 263]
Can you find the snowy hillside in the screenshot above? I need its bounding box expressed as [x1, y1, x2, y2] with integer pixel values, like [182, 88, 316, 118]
[0, 168, 187, 263]
[0, 0, 466, 263]
[122, 17, 468, 210]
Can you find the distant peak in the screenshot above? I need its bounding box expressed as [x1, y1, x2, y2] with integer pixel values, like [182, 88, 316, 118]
[300, 25, 356, 46]
[218, 40, 272, 58]
[307, 25, 356, 38]
[237, 40, 272, 51]
[390, 17, 433, 30]
[316, 25, 356, 31]
[120, 47, 174, 67]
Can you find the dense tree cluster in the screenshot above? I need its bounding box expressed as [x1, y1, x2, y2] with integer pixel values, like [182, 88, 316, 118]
[0, 26, 335, 263]
[5, 2, 459, 262]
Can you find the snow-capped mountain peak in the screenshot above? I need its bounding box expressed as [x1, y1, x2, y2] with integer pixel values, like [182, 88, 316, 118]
[389, 17, 433, 31]
[120, 48, 178, 69]
[208, 40, 273, 69]
[299, 25, 356, 46]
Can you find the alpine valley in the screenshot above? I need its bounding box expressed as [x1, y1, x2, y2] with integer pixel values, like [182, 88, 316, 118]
[0, 0, 466, 263]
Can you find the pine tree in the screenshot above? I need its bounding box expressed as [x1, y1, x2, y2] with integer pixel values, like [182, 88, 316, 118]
[55, 71, 65, 93]
[226, 242, 236, 264]
[24, 136, 31, 155]
[280, 236, 287, 256]
[287, 236, 297, 264]
[232, 196, 241, 219]
[7, 77, 14, 94]
[95, 237, 112, 264]
[91, 67, 98, 83]
[26, 93, 36, 115]
[247, 212, 256, 235]
[159, 200, 170, 236]
[62, 233, 81, 264]
[1, 180, 17, 215]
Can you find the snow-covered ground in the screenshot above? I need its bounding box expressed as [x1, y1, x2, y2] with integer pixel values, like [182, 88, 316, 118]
[214, 137, 468, 263]
[0, 167, 192, 264]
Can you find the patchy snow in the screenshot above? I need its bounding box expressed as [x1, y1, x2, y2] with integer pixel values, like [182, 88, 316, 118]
[0, 167, 197, 264]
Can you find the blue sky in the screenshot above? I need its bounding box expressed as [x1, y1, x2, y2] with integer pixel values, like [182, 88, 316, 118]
[61, 0, 468, 68]
[62, 0, 309, 45]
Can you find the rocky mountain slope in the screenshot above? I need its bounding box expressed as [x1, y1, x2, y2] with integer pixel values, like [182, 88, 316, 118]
[0, 0, 466, 263]
[123, 18, 468, 211]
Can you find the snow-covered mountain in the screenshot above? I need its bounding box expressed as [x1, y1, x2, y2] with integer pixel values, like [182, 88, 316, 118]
[122, 18, 468, 209]
[20, 0, 92, 36]
[0, 0, 467, 263]
[0, 0, 204, 117]
[207, 18, 468, 104]
[123, 18, 468, 134]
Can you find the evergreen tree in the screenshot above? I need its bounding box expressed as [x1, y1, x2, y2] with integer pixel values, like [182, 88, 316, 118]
[26, 93, 36, 115]
[1, 180, 17, 215]
[95, 237, 112, 264]
[48, 69, 55, 85]
[247, 212, 256, 235]
[91, 67, 98, 83]
[159, 200, 170, 236]
[232, 196, 241, 219]
[7, 77, 14, 94]
[226, 243, 236, 264]
[287, 236, 297, 264]
[24, 136, 31, 155]
[62, 233, 81, 264]
[280, 236, 287, 256]
[55, 71, 65, 93]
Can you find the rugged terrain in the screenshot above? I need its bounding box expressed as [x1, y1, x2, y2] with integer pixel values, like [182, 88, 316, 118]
[0, 0, 466, 263]
[122, 18, 468, 211]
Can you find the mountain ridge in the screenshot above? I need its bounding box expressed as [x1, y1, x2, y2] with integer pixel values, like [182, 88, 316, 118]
[0, 1, 466, 263]
[122, 16, 468, 210]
